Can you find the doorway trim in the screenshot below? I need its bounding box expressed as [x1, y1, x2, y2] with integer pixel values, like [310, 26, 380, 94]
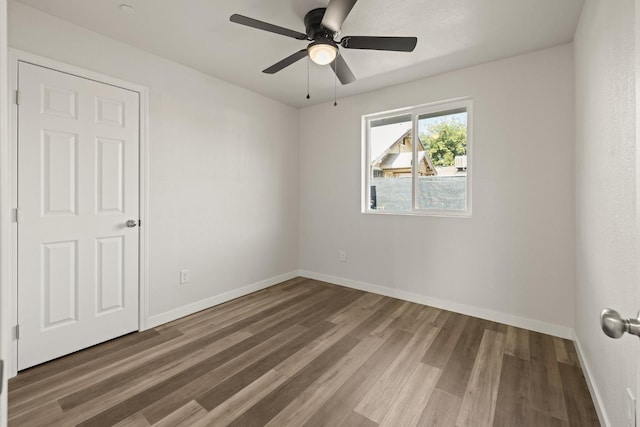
[6, 49, 150, 377]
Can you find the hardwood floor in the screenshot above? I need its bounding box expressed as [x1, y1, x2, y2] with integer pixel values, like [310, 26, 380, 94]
[8, 277, 600, 426]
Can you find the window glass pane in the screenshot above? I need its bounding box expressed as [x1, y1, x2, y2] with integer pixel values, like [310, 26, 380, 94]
[369, 114, 412, 212]
[416, 110, 467, 210]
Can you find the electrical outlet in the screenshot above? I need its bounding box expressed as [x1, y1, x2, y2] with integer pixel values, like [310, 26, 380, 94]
[339, 250, 346, 262]
[627, 388, 636, 427]
[180, 269, 190, 284]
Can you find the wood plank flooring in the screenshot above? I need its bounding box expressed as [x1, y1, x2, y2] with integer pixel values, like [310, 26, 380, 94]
[8, 277, 600, 426]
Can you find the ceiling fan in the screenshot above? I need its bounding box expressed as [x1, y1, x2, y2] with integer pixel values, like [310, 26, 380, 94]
[230, 0, 418, 85]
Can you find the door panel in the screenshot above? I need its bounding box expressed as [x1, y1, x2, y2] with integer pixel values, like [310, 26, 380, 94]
[96, 236, 124, 314]
[42, 130, 77, 216]
[17, 62, 140, 370]
[42, 240, 77, 329]
[96, 137, 125, 213]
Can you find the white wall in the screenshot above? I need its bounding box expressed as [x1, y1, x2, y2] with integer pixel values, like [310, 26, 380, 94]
[299, 44, 576, 336]
[7, 1, 300, 321]
[574, 1, 637, 426]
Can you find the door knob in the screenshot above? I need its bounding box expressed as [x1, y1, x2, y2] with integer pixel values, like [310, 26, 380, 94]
[125, 219, 138, 228]
[600, 308, 640, 339]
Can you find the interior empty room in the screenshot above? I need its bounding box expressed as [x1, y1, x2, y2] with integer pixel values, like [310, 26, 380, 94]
[0, 0, 637, 426]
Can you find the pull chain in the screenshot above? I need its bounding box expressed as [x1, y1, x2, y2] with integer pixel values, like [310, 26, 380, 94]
[333, 53, 338, 107]
[306, 56, 310, 100]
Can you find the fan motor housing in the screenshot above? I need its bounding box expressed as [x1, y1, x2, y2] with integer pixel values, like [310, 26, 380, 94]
[304, 8, 334, 40]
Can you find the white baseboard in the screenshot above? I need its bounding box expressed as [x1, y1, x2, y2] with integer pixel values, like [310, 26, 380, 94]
[145, 270, 299, 329]
[298, 270, 574, 339]
[147, 268, 574, 339]
[572, 333, 610, 427]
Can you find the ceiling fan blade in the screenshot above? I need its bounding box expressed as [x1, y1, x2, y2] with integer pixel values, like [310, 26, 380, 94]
[331, 54, 356, 85]
[321, 0, 358, 33]
[341, 36, 417, 52]
[263, 49, 308, 74]
[230, 14, 308, 40]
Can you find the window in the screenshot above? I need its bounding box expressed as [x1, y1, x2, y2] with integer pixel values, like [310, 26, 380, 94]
[363, 98, 472, 216]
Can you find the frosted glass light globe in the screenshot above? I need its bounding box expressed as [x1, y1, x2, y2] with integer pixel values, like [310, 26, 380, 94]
[308, 43, 338, 65]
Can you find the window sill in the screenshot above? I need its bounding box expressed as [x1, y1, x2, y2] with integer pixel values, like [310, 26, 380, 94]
[362, 209, 472, 218]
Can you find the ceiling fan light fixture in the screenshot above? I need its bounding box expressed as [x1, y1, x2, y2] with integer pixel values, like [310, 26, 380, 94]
[308, 42, 338, 65]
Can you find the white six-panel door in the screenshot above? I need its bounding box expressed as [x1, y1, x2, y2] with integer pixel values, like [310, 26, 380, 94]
[17, 62, 140, 370]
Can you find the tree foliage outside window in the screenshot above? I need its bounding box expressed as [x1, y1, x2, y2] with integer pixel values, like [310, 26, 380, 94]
[419, 118, 467, 167]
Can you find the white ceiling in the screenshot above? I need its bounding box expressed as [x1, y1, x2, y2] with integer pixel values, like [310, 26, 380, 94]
[14, 0, 585, 107]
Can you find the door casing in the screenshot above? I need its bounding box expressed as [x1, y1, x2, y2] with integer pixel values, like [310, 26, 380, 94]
[636, 1, 640, 424]
[0, 0, 9, 424]
[6, 49, 150, 377]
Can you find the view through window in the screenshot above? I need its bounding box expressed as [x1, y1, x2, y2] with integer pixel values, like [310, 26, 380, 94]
[364, 99, 471, 216]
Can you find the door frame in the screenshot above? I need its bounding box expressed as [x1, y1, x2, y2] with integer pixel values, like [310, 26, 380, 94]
[5, 49, 150, 377]
[636, 1, 640, 424]
[0, 0, 9, 423]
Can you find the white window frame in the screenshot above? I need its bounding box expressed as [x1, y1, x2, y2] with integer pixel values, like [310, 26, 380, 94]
[362, 97, 473, 217]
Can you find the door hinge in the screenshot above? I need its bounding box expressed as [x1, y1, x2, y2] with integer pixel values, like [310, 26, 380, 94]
[13, 208, 20, 223]
[14, 90, 19, 105]
[14, 325, 19, 340]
